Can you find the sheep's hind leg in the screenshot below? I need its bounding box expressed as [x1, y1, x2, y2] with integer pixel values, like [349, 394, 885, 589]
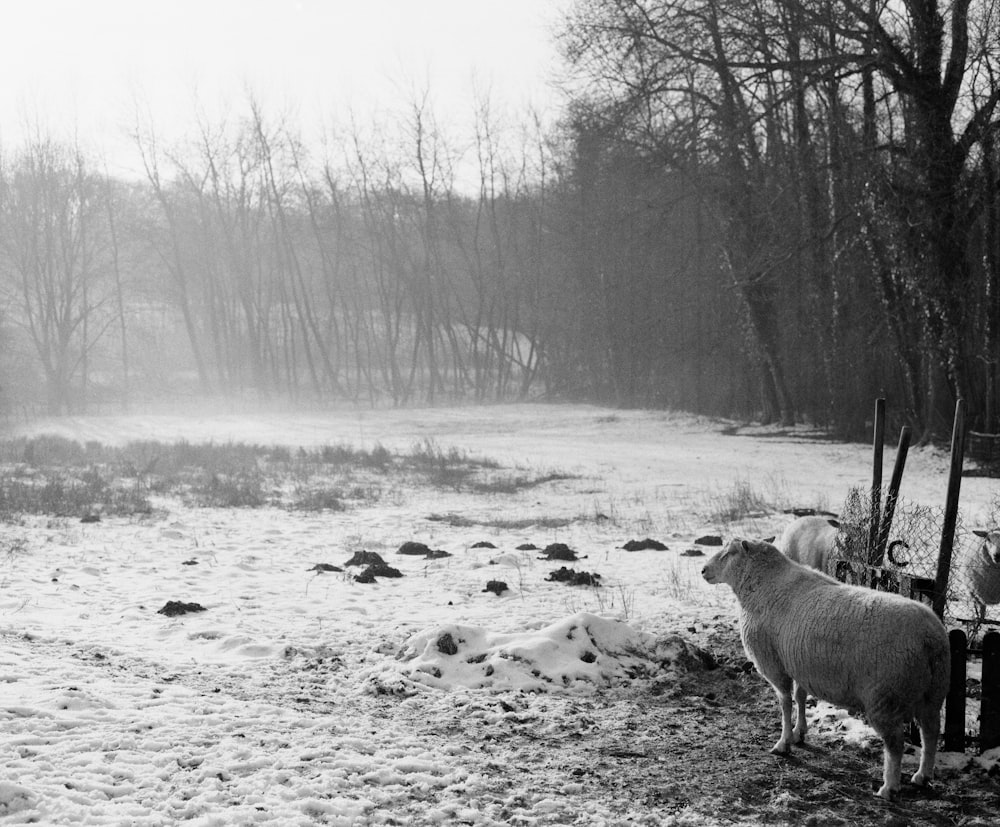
[769, 678, 795, 755]
[911, 706, 941, 787]
[875, 722, 905, 801]
[791, 682, 808, 744]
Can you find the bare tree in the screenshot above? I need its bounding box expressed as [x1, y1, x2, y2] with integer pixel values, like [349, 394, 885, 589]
[132, 117, 212, 393]
[0, 139, 114, 414]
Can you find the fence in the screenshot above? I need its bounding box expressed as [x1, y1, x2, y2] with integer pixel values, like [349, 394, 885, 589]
[829, 487, 1000, 753]
[945, 630, 1000, 753]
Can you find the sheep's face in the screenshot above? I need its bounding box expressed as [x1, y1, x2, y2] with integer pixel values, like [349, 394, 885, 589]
[702, 539, 748, 585]
[975, 530, 1000, 565]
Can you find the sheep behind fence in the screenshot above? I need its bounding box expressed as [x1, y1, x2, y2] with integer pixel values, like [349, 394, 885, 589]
[819, 490, 1000, 752]
[830, 488, 986, 628]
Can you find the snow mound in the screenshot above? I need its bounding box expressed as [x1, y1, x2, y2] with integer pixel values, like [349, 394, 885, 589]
[0, 782, 34, 816]
[363, 612, 709, 695]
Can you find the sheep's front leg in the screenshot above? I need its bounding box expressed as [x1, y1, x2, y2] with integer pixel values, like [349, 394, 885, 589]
[770, 681, 795, 755]
[791, 682, 808, 744]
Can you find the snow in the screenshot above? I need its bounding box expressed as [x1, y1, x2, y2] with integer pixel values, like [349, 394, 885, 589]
[0, 403, 993, 824]
[367, 612, 691, 694]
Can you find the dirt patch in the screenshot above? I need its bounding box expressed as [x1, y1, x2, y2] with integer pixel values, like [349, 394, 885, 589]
[540, 543, 580, 561]
[354, 563, 403, 583]
[344, 550, 387, 567]
[539, 626, 1000, 825]
[623, 538, 669, 551]
[397, 541, 432, 556]
[156, 601, 206, 617]
[546, 567, 601, 586]
[410, 624, 1000, 825]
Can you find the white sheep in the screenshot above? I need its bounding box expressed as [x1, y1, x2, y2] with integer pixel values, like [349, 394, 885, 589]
[779, 514, 908, 579]
[702, 537, 950, 801]
[778, 515, 840, 573]
[969, 530, 1000, 606]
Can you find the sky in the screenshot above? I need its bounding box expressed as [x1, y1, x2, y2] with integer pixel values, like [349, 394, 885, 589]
[1, 0, 571, 178]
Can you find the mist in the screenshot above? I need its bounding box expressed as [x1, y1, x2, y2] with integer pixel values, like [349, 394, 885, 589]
[4, 1, 1000, 444]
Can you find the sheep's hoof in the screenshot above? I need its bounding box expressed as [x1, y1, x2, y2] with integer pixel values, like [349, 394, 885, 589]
[910, 771, 931, 787]
[876, 783, 900, 802]
[770, 742, 792, 756]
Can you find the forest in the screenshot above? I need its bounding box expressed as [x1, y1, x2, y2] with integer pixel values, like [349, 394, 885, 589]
[1, 0, 999, 441]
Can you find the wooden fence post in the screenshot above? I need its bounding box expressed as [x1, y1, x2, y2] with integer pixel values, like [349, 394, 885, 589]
[873, 426, 911, 566]
[945, 629, 967, 753]
[868, 398, 886, 564]
[981, 632, 1000, 752]
[933, 398, 966, 619]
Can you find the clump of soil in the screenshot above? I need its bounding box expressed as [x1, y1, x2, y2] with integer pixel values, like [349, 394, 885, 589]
[695, 534, 723, 546]
[397, 541, 451, 559]
[345, 550, 387, 567]
[355, 563, 404, 583]
[784, 507, 838, 518]
[483, 580, 509, 596]
[436, 633, 459, 655]
[157, 601, 206, 617]
[308, 563, 343, 572]
[539, 543, 579, 561]
[651, 634, 717, 671]
[397, 541, 431, 556]
[423, 549, 452, 559]
[623, 538, 668, 551]
[546, 567, 601, 586]
[472, 541, 497, 549]
[516, 543, 538, 551]
[681, 548, 705, 557]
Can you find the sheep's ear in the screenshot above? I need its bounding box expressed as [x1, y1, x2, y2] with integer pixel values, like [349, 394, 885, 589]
[975, 529, 989, 539]
[740, 539, 750, 552]
[763, 535, 775, 543]
[827, 519, 840, 529]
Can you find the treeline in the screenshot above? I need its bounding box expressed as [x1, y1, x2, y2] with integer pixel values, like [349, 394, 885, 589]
[1, 0, 999, 440]
[558, 0, 1000, 439]
[0, 94, 738, 422]
[0, 101, 551, 413]
[0, 101, 559, 415]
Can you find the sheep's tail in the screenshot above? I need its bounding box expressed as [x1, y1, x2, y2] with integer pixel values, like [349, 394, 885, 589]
[916, 628, 951, 714]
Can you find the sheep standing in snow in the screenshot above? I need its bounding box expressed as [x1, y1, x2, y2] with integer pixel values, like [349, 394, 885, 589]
[969, 530, 1000, 607]
[702, 537, 950, 801]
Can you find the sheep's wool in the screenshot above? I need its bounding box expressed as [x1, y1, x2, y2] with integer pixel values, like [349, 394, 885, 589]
[970, 537, 1000, 605]
[702, 538, 950, 801]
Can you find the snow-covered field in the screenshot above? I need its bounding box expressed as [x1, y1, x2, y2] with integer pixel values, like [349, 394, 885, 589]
[0, 403, 996, 825]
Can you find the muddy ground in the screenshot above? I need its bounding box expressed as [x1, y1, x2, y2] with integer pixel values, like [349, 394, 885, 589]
[417, 622, 1000, 826]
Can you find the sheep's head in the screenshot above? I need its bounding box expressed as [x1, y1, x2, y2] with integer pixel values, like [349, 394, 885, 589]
[702, 537, 779, 585]
[700, 540, 736, 585]
[974, 530, 1000, 565]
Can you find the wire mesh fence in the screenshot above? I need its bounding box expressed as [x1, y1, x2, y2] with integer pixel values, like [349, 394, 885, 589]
[834, 487, 988, 630]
